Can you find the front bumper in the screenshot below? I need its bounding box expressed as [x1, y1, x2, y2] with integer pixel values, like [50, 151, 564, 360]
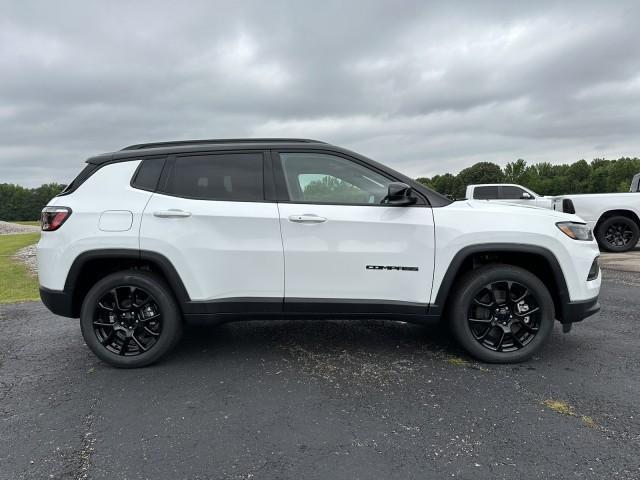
[40, 287, 76, 318]
[561, 296, 600, 324]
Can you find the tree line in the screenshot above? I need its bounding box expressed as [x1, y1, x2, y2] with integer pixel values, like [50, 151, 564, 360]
[1, 157, 639, 221]
[417, 157, 640, 199]
[0, 183, 66, 221]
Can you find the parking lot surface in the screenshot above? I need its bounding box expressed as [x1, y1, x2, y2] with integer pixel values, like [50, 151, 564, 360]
[1, 269, 639, 480]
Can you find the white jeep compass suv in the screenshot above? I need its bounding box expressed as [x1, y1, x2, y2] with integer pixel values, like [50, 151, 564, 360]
[37, 139, 601, 368]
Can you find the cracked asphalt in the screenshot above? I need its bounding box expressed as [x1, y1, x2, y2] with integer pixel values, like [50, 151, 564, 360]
[1, 269, 639, 480]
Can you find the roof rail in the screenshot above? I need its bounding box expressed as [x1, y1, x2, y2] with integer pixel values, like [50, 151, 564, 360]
[121, 138, 326, 151]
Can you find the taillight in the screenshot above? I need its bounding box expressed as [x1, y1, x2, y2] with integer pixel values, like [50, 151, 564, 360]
[41, 206, 72, 231]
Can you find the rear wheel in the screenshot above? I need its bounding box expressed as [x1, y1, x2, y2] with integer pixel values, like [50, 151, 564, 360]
[596, 215, 640, 252]
[449, 265, 555, 363]
[80, 270, 183, 368]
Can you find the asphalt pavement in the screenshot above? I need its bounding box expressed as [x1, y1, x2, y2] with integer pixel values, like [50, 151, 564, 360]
[1, 269, 639, 480]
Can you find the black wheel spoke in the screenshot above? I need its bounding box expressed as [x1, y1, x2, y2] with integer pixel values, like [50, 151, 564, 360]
[495, 331, 505, 351]
[476, 325, 493, 341]
[469, 317, 492, 323]
[474, 298, 493, 308]
[101, 330, 116, 346]
[511, 333, 524, 348]
[143, 326, 160, 336]
[514, 306, 540, 317]
[94, 321, 114, 328]
[119, 337, 130, 355]
[512, 289, 529, 303]
[110, 289, 122, 311]
[98, 301, 114, 311]
[132, 334, 148, 352]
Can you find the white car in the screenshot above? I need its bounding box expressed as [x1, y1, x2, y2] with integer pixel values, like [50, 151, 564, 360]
[37, 139, 601, 368]
[466, 184, 554, 209]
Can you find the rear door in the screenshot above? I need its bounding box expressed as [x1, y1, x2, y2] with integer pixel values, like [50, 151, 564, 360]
[273, 150, 435, 312]
[140, 151, 284, 310]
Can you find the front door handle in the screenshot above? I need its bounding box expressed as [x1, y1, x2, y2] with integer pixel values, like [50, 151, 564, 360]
[288, 214, 327, 224]
[153, 209, 192, 218]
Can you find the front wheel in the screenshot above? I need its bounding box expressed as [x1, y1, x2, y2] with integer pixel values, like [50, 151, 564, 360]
[449, 265, 555, 363]
[80, 270, 183, 368]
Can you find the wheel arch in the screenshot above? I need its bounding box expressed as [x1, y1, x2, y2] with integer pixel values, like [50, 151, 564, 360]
[430, 244, 571, 323]
[594, 209, 640, 232]
[65, 249, 190, 317]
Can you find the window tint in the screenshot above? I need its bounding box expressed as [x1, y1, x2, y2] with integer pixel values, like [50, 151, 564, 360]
[502, 186, 528, 200]
[279, 153, 392, 204]
[166, 153, 263, 201]
[132, 158, 165, 191]
[473, 186, 499, 200]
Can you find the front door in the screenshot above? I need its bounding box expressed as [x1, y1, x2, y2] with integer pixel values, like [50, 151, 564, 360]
[274, 151, 435, 312]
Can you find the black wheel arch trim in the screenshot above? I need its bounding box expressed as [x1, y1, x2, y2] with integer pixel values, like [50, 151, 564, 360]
[428, 243, 589, 324]
[61, 249, 191, 315]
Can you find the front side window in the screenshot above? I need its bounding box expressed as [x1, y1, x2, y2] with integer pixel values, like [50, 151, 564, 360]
[165, 153, 263, 201]
[279, 153, 393, 204]
[502, 186, 528, 200]
[473, 186, 499, 199]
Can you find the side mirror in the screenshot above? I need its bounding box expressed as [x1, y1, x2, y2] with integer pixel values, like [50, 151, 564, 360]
[521, 192, 533, 200]
[385, 182, 417, 206]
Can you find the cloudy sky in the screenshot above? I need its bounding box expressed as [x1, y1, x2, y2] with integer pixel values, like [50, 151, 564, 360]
[1, 0, 640, 186]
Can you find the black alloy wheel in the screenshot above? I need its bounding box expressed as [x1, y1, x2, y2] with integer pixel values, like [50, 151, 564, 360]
[467, 281, 540, 353]
[80, 270, 182, 368]
[597, 216, 640, 252]
[449, 264, 555, 363]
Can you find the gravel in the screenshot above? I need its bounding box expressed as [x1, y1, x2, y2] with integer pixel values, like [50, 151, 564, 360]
[0, 221, 40, 235]
[12, 244, 38, 276]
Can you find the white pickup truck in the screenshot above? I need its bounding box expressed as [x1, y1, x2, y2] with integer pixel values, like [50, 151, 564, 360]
[465, 184, 554, 209]
[467, 174, 640, 252]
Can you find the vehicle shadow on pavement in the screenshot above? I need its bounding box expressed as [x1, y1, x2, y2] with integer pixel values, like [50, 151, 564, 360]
[169, 319, 465, 365]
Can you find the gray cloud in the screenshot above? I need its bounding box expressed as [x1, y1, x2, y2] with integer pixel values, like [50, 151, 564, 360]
[1, 0, 639, 186]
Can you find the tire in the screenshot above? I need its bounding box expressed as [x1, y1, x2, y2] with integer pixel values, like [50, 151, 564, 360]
[448, 264, 555, 363]
[80, 270, 183, 368]
[595, 215, 640, 253]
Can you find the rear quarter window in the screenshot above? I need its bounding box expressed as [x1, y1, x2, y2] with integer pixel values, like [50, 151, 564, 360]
[131, 158, 166, 191]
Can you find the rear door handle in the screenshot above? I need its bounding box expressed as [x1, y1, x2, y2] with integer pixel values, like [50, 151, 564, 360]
[153, 209, 192, 218]
[288, 214, 327, 224]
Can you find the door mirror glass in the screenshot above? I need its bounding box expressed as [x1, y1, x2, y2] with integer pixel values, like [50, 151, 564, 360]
[384, 182, 417, 206]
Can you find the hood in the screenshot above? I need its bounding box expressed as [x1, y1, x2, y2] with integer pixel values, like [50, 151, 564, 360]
[452, 199, 582, 222]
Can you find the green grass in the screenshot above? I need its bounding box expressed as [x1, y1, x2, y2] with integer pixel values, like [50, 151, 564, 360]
[14, 220, 40, 226]
[0, 232, 40, 303]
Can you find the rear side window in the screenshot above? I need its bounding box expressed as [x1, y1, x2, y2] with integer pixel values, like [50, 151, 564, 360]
[131, 158, 166, 191]
[165, 153, 263, 201]
[473, 186, 499, 199]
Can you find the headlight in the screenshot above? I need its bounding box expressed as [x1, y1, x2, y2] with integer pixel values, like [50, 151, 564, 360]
[556, 221, 593, 241]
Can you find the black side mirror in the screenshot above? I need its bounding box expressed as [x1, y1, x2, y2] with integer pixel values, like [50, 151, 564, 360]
[385, 182, 417, 206]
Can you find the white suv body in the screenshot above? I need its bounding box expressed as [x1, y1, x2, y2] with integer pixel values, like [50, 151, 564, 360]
[37, 139, 601, 367]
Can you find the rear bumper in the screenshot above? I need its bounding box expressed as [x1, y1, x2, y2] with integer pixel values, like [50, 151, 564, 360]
[40, 287, 76, 318]
[561, 296, 600, 324]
